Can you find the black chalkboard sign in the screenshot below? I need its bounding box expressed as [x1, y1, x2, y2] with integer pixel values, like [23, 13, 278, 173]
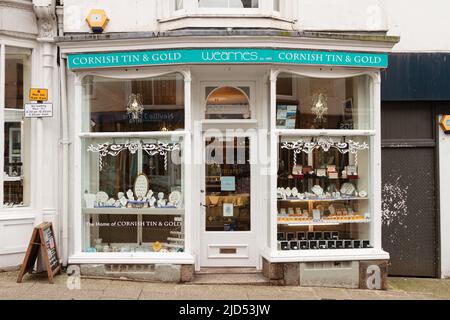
[17, 222, 61, 284]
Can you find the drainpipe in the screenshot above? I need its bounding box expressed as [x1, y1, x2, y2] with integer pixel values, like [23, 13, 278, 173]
[55, 1, 69, 266]
[59, 57, 70, 266]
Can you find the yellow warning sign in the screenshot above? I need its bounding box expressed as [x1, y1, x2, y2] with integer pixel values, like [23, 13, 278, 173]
[440, 115, 450, 134]
[29, 88, 48, 102]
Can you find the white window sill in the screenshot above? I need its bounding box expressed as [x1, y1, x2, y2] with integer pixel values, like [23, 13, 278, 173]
[0, 208, 37, 221]
[68, 252, 195, 265]
[159, 13, 289, 24]
[262, 247, 390, 263]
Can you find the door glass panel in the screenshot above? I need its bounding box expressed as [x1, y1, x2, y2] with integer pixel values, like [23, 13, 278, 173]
[205, 136, 250, 231]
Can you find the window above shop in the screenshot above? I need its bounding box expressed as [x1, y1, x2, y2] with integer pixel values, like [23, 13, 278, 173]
[160, 0, 292, 31]
[171, 0, 282, 15]
[198, 0, 259, 8]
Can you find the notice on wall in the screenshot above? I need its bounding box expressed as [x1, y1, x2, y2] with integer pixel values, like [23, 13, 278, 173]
[24, 103, 53, 118]
[221, 176, 236, 191]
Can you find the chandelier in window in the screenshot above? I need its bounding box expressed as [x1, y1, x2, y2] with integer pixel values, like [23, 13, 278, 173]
[311, 93, 328, 123]
[126, 93, 144, 123]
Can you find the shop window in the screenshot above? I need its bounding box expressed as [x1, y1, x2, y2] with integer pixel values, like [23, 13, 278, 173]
[276, 73, 371, 130]
[198, 0, 259, 8]
[275, 72, 373, 252]
[82, 137, 184, 253]
[83, 73, 185, 132]
[81, 71, 186, 254]
[2, 46, 32, 207]
[205, 86, 251, 119]
[276, 136, 371, 251]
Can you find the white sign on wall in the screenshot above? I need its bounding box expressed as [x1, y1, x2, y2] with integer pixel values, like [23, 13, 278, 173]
[24, 103, 53, 118]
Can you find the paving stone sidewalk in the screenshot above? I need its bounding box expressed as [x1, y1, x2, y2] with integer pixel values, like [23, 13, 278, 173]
[0, 271, 449, 300]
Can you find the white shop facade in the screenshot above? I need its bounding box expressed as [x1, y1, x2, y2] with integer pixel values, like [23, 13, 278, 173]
[60, 36, 395, 287]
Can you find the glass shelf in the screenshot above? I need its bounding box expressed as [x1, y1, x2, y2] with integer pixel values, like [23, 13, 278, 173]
[277, 197, 368, 202]
[277, 218, 371, 226]
[82, 208, 184, 215]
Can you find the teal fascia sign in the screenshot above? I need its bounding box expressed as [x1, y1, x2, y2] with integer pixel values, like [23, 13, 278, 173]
[67, 48, 388, 69]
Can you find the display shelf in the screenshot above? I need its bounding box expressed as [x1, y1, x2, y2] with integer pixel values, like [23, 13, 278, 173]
[277, 197, 368, 202]
[278, 175, 359, 180]
[82, 208, 184, 215]
[277, 218, 371, 226]
[3, 176, 23, 182]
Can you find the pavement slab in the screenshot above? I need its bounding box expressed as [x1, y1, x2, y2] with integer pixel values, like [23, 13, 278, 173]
[0, 271, 448, 300]
[312, 287, 353, 300]
[388, 277, 450, 299]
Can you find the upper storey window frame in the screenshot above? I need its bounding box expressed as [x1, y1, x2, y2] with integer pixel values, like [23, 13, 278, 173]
[171, 0, 282, 17]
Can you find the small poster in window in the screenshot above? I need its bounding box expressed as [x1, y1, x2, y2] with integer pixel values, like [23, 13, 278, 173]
[223, 203, 234, 217]
[340, 98, 354, 129]
[220, 176, 236, 191]
[276, 104, 298, 129]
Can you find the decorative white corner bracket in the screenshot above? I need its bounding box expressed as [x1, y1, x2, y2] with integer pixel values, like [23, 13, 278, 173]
[87, 141, 181, 171]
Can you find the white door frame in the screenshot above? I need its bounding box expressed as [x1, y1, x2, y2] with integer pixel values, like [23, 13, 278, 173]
[199, 127, 258, 267]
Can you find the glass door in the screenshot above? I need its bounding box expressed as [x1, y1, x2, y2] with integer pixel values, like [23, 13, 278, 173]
[205, 136, 251, 231]
[200, 133, 257, 267]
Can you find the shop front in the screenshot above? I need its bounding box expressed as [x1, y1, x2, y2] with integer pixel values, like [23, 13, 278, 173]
[60, 42, 392, 287]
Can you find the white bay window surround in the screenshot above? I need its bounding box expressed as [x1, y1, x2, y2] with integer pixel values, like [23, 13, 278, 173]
[160, 0, 293, 31]
[266, 68, 386, 262]
[69, 68, 194, 264]
[164, 0, 289, 23]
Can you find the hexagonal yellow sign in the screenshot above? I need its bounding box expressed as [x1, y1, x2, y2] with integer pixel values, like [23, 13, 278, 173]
[440, 115, 450, 133]
[86, 9, 109, 33]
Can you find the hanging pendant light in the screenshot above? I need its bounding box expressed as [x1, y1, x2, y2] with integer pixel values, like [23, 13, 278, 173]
[311, 93, 328, 123]
[126, 93, 144, 123]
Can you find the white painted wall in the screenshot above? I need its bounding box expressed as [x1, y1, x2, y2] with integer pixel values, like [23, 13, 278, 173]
[59, 0, 450, 53]
[63, 0, 158, 34]
[384, 0, 450, 52]
[297, 0, 387, 31]
[63, 0, 390, 33]
[0, 3, 38, 36]
[0, 1, 60, 269]
[438, 116, 450, 278]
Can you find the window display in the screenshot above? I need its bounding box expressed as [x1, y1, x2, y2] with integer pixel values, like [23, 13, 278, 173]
[276, 136, 371, 250]
[275, 72, 373, 252]
[80, 71, 187, 254]
[81, 137, 184, 253]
